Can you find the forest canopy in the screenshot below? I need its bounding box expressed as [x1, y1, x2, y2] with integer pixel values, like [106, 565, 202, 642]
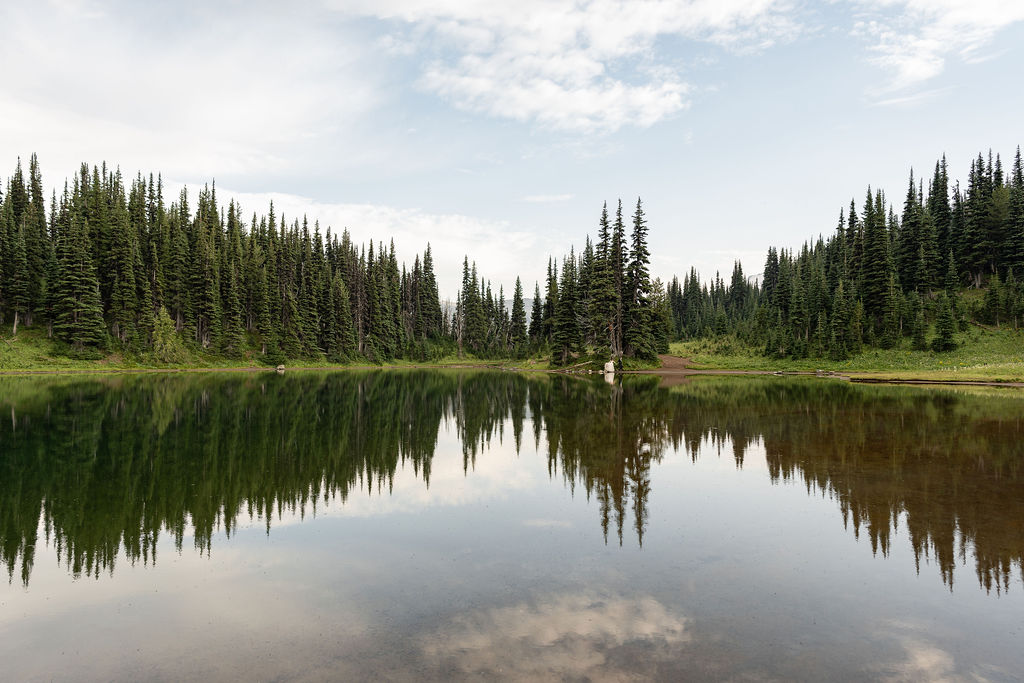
[0, 150, 1021, 365]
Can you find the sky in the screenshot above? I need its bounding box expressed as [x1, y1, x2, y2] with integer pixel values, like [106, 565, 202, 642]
[2, 0, 1023, 297]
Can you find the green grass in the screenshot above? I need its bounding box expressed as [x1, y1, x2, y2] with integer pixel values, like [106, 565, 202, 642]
[669, 326, 1024, 382]
[0, 326, 560, 374]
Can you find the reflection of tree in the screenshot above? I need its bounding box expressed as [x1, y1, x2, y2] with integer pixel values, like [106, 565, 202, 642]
[2, 373, 1023, 592]
[659, 378, 1024, 593]
[1, 371, 470, 584]
[533, 375, 667, 546]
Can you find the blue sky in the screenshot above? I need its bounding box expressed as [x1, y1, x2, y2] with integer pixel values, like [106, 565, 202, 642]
[2, 0, 1023, 296]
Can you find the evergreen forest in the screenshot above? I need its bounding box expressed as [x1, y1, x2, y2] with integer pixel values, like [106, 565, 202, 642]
[0, 150, 1022, 366]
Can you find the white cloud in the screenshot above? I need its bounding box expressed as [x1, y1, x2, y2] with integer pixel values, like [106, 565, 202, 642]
[869, 86, 952, 107]
[523, 193, 575, 203]
[0, 1, 379, 180]
[336, 0, 800, 132]
[853, 0, 1024, 91]
[199, 186, 557, 298]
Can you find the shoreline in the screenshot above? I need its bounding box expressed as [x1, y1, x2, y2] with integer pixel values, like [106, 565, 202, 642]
[4, 355, 1024, 388]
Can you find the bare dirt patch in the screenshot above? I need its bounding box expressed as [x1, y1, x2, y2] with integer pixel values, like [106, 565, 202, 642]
[658, 354, 690, 370]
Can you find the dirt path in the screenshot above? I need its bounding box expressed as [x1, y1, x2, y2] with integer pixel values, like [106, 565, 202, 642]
[636, 354, 775, 377]
[657, 354, 691, 370]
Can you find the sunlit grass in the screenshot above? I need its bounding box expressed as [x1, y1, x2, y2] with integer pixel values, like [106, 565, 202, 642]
[670, 326, 1024, 382]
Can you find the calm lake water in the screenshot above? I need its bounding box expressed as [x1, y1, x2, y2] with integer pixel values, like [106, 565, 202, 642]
[2, 370, 1023, 681]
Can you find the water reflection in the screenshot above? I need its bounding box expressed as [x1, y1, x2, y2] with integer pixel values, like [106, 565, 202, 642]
[1, 371, 1022, 593]
[419, 593, 690, 679]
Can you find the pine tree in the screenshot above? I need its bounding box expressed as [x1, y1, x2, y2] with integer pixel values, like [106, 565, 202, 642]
[419, 244, 443, 339]
[528, 282, 543, 345]
[542, 257, 558, 344]
[861, 187, 890, 326]
[610, 199, 628, 356]
[908, 292, 927, 351]
[812, 310, 828, 358]
[880, 273, 901, 348]
[983, 272, 1002, 326]
[931, 293, 957, 352]
[589, 202, 617, 354]
[327, 270, 355, 360]
[108, 198, 138, 344]
[829, 280, 850, 360]
[1009, 147, 1024, 274]
[650, 277, 672, 354]
[7, 228, 29, 334]
[552, 249, 580, 365]
[898, 171, 921, 292]
[509, 276, 527, 355]
[53, 209, 106, 348]
[1002, 268, 1019, 330]
[624, 198, 654, 359]
[152, 305, 186, 362]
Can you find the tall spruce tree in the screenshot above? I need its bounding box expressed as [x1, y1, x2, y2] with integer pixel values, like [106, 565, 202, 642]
[552, 249, 580, 364]
[509, 276, 527, 355]
[53, 208, 106, 348]
[624, 198, 654, 359]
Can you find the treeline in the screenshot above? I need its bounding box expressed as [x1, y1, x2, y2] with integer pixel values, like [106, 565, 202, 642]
[0, 156, 668, 364]
[3, 150, 1022, 365]
[456, 198, 671, 363]
[0, 157, 454, 363]
[664, 148, 1024, 358]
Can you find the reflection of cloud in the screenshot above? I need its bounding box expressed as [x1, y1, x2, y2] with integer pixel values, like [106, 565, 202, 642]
[872, 620, 1003, 682]
[885, 638, 956, 682]
[523, 519, 573, 528]
[420, 593, 690, 679]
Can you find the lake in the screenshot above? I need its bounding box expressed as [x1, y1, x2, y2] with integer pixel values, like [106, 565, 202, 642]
[1, 370, 1022, 681]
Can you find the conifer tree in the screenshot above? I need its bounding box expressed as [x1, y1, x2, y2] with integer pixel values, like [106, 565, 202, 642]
[108, 199, 138, 344]
[53, 209, 106, 348]
[610, 199, 627, 356]
[589, 202, 616, 354]
[880, 273, 901, 349]
[932, 293, 957, 352]
[829, 280, 850, 360]
[552, 249, 580, 364]
[7, 228, 29, 334]
[983, 272, 1002, 326]
[650, 277, 672, 354]
[419, 244, 442, 339]
[624, 198, 654, 359]
[861, 187, 891, 328]
[907, 292, 927, 351]
[1009, 147, 1024, 273]
[509, 276, 527, 355]
[542, 257, 558, 344]
[327, 270, 355, 360]
[528, 282, 543, 345]
[152, 305, 186, 362]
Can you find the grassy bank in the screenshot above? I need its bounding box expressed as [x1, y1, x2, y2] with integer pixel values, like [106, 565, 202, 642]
[0, 326, 553, 375]
[671, 326, 1024, 382]
[6, 322, 1020, 381]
